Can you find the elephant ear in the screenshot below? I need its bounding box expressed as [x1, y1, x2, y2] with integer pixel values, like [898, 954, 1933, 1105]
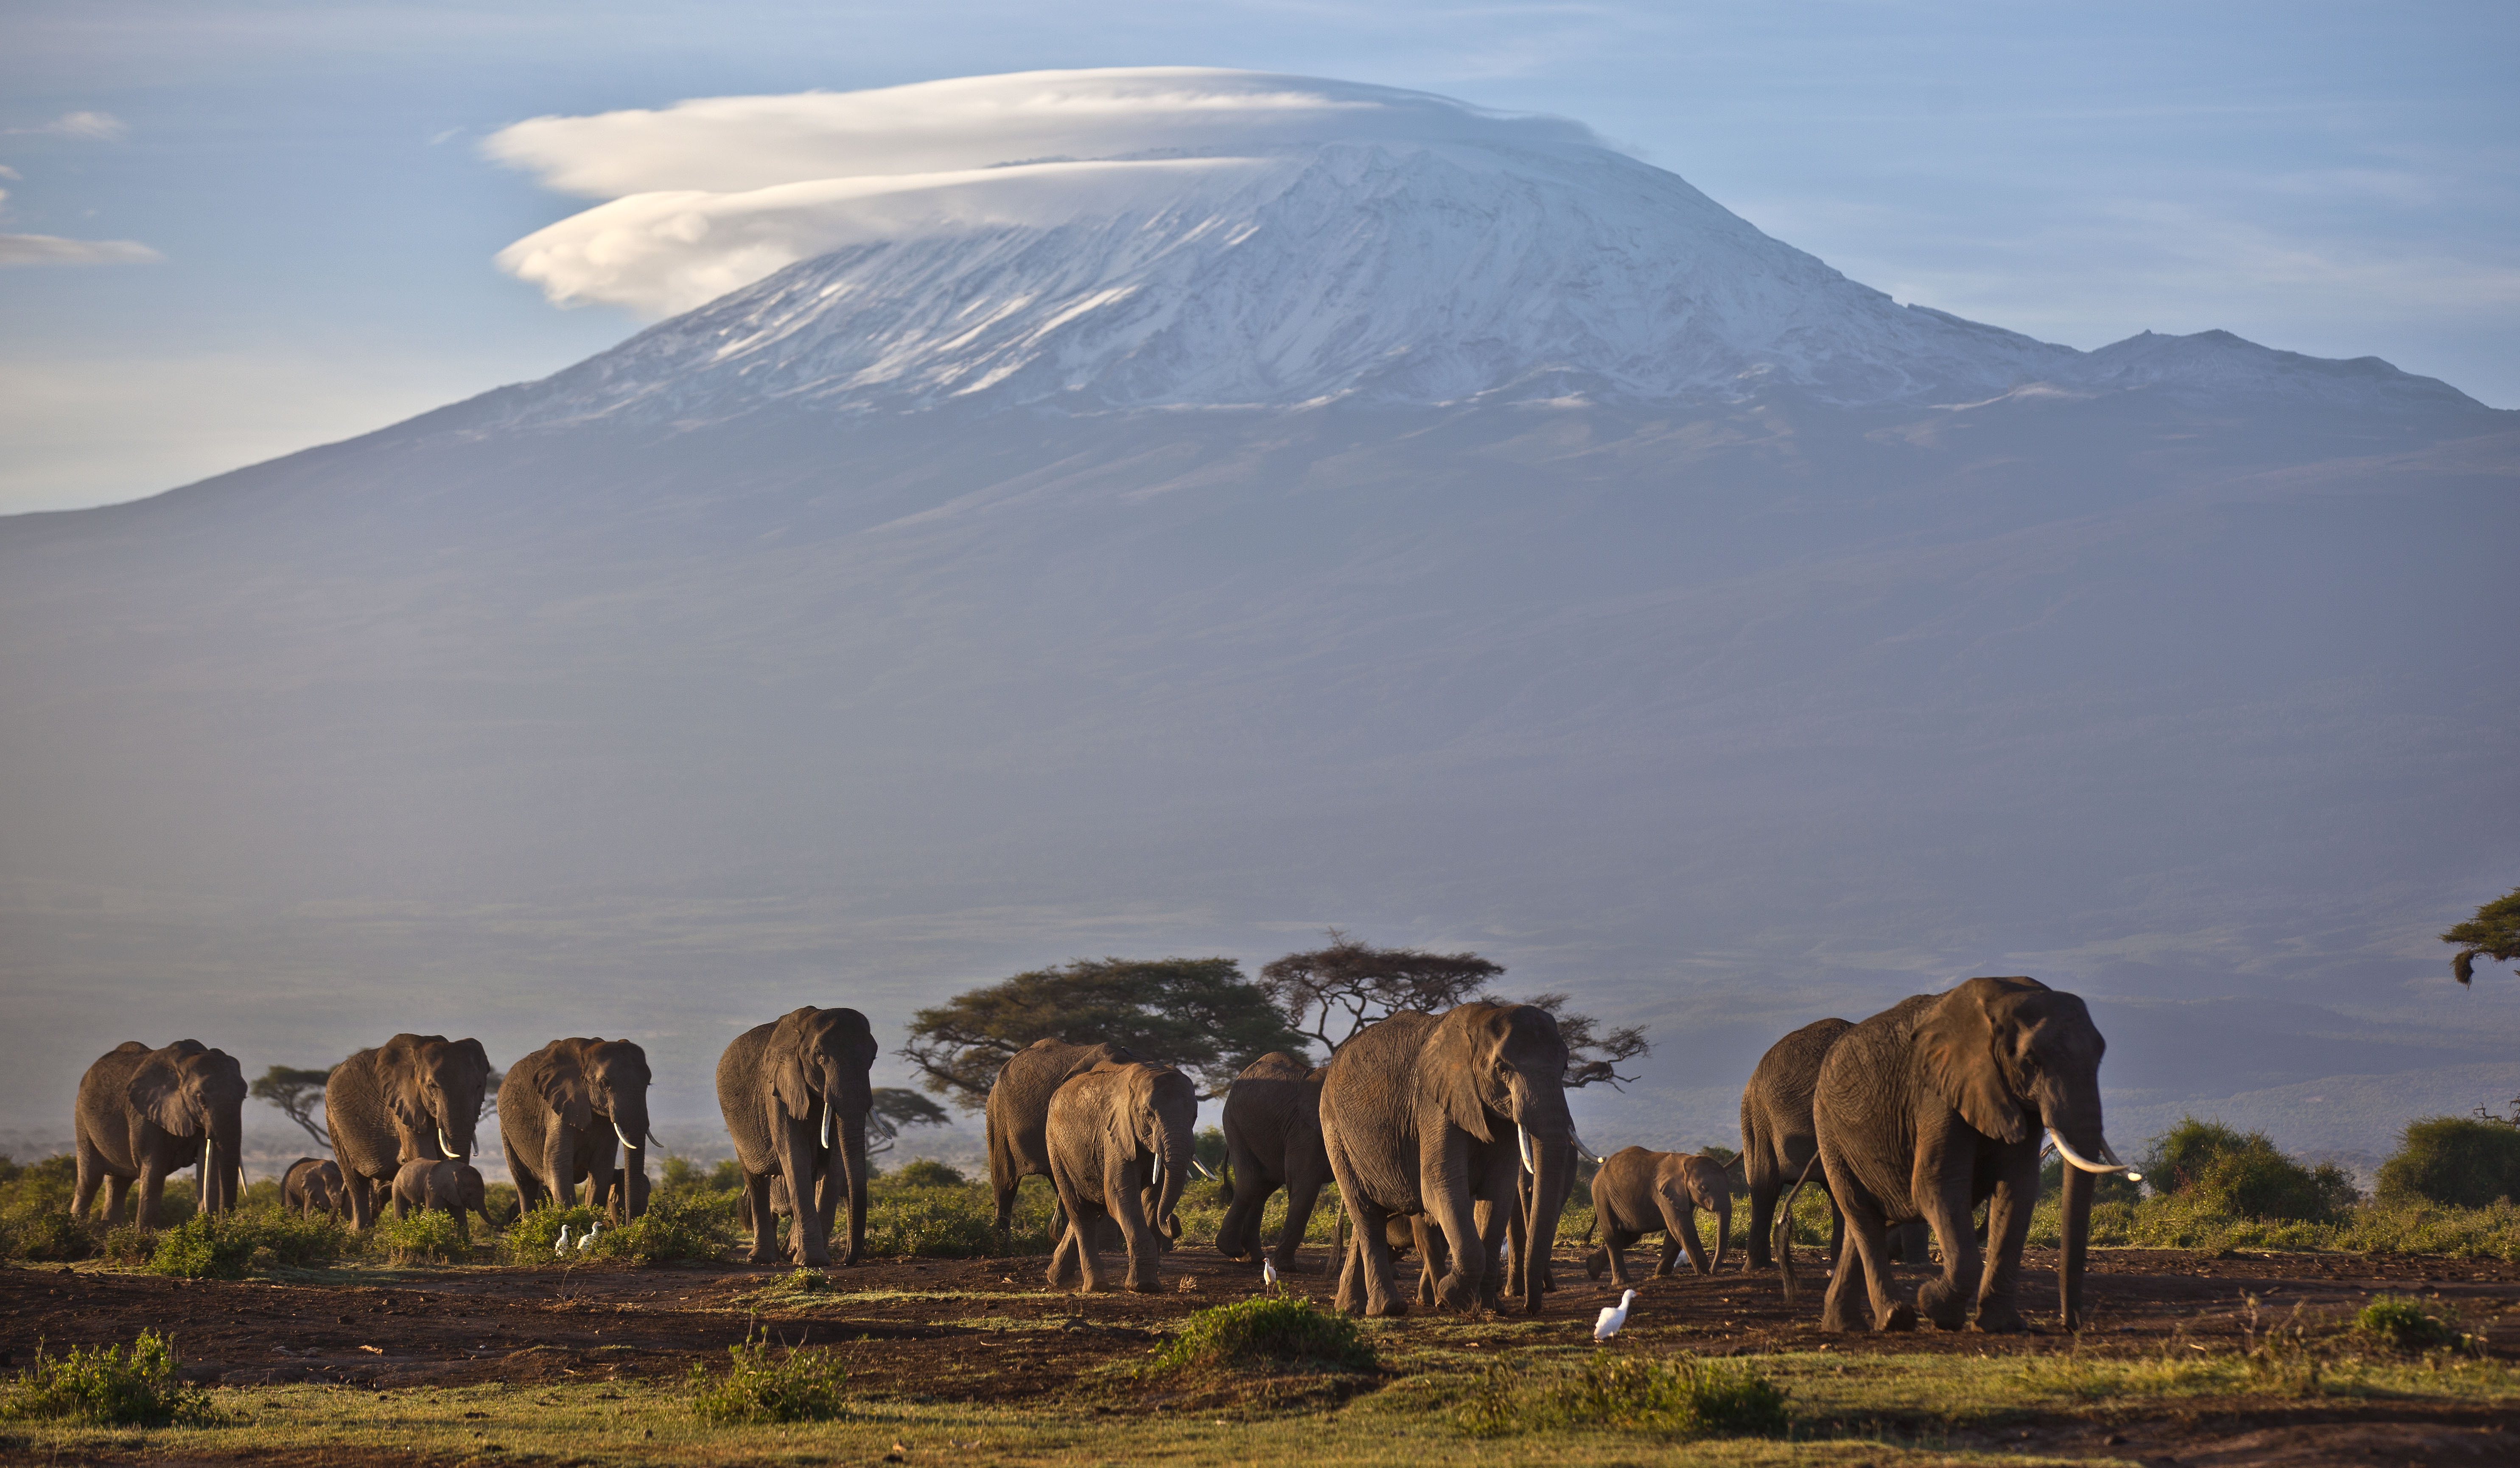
[767, 1008, 821, 1122]
[1915, 981, 2029, 1144]
[453, 1037, 491, 1082]
[1103, 1074, 1145, 1160]
[1427, 1007, 1500, 1144]
[533, 1047, 593, 1132]
[127, 1054, 199, 1136]
[377, 1036, 431, 1136]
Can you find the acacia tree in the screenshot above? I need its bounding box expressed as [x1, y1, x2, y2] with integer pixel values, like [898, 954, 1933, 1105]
[868, 1087, 951, 1158]
[900, 956, 1312, 1110]
[250, 1065, 335, 1152]
[2446, 885, 2520, 987]
[1257, 931, 1650, 1088]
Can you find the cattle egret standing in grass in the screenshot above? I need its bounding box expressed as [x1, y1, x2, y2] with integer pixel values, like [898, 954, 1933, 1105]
[1595, 1289, 1636, 1342]
[554, 1225, 572, 1255]
[1262, 1257, 1279, 1290]
[579, 1222, 600, 1252]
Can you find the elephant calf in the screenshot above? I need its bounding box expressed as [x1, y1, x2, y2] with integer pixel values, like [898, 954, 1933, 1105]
[391, 1159, 493, 1244]
[1583, 1147, 1736, 1287]
[1044, 1060, 1196, 1295]
[282, 1157, 347, 1220]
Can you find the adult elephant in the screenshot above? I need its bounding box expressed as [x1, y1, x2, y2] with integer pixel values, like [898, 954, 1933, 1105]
[1804, 976, 2134, 1333]
[325, 1034, 493, 1232]
[499, 1037, 654, 1222]
[1215, 1051, 1331, 1272]
[1739, 1017, 1855, 1271]
[717, 1006, 878, 1267]
[984, 1038, 1138, 1233]
[1319, 1000, 1576, 1317]
[72, 1040, 246, 1226]
[1043, 1059, 1198, 1293]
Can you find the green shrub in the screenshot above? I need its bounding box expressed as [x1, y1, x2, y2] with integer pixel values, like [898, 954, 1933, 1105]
[864, 1188, 1022, 1257]
[689, 1325, 853, 1424]
[3, 1210, 94, 1263]
[2355, 1295, 2464, 1352]
[587, 1191, 734, 1264]
[1152, 1297, 1376, 1374]
[659, 1155, 747, 1196]
[99, 1223, 156, 1266]
[1460, 1354, 1789, 1439]
[149, 1207, 353, 1278]
[0, 1331, 219, 1427]
[369, 1206, 470, 1266]
[2378, 1117, 2520, 1208]
[2141, 1117, 2251, 1195]
[888, 1159, 966, 1188]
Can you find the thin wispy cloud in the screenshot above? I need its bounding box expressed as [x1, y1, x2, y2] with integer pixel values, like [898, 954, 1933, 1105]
[0, 234, 162, 266]
[11, 111, 129, 141]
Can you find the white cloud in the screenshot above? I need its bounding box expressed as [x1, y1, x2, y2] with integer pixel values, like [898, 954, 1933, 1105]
[0, 234, 161, 266]
[0, 165, 20, 180]
[12, 111, 128, 141]
[485, 67, 1597, 316]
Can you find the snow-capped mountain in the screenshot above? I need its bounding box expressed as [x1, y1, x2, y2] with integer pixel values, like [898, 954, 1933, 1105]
[470, 70, 2476, 429]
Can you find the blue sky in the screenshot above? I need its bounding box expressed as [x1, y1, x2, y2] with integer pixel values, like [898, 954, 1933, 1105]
[3, 0, 2513, 514]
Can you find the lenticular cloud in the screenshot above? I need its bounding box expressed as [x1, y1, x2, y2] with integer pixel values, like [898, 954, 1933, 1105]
[484, 68, 1601, 316]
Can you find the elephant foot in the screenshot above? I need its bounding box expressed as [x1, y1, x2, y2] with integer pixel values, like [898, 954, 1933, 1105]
[746, 1246, 782, 1264]
[1126, 1276, 1161, 1295]
[1818, 1300, 1863, 1334]
[1916, 1277, 1970, 1331]
[1584, 1251, 1604, 1282]
[1365, 1296, 1410, 1319]
[1971, 1297, 2028, 1334]
[1435, 1276, 1478, 1313]
[1876, 1303, 1919, 1332]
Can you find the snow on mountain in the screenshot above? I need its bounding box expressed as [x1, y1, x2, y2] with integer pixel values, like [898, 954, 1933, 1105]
[477, 69, 2478, 428]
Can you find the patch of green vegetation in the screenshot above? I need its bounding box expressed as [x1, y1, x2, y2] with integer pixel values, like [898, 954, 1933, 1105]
[2355, 1294, 2466, 1353]
[688, 1324, 855, 1424]
[1152, 1296, 1378, 1374]
[2135, 1116, 2358, 1221]
[369, 1205, 471, 1266]
[890, 1158, 966, 1188]
[0, 1331, 220, 1427]
[148, 1206, 353, 1278]
[2379, 1116, 2520, 1208]
[1458, 1353, 1790, 1440]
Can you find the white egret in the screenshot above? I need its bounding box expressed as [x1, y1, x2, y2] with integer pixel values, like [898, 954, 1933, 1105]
[1262, 1257, 1279, 1290]
[579, 1222, 601, 1252]
[1594, 1289, 1636, 1342]
[554, 1225, 573, 1255]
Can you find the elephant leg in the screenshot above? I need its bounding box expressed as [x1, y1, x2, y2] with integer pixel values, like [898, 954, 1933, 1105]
[104, 1173, 134, 1227]
[72, 1137, 106, 1222]
[1410, 1216, 1441, 1306]
[1817, 1158, 1909, 1334]
[1971, 1154, 2041, 1334]
[1215, 1147, 1267, 1261]
[1913, 1163, 1980, 1332]
[1603, 1225, 1640, 1288]
[780, 1114, 830, 1266]
[1350, 1198, 1408, 1317]
[1276, 1174, 1324, 1276]
[1660, 1194, 1711, 1277]
[1334, 1226, 1368, 1315]
[502, 1136, 539, 1216]
[135, 1159, 170, 1229]
[1744, 1166, 1778, 1271]
[1475, 1193, 1512, 1311]
[1109, 1160, 1161, 1294]
[739, 1170, 779, 1264]
[1045, 1220, 1082, 1289]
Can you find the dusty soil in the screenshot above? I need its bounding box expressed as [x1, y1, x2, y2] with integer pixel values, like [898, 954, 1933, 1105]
[7, 1245, 2520, 1462]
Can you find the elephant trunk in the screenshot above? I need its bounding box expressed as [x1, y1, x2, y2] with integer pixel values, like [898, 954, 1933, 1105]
[613, 1105, 652, 1220]
[1521, 1130, 1573, 1314]
[1152, 1122, 1189, 1243]
[1709, 1195, 1732, 1275]
[2059, 1154, 2094, 1329]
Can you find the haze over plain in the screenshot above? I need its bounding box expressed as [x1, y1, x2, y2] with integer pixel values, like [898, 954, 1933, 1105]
[3, 62, 2515, 1179]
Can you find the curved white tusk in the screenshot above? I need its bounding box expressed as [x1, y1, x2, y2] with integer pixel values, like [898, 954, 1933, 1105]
[1191, 1158, 1215, 1181]
[615, 1122, 639, 1154]
[1517, 1126, 1534, 1177]
[2048, 1127, 2142, 1183]
[437, 1129, 461, 1162]
[821, 1104, 836, 1151]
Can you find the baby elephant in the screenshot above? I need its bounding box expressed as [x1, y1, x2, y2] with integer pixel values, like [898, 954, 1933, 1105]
[281, 1157, 347, 1220]
[1584, 1147, 1736, 1287]
[391, 1158, 493, 1244]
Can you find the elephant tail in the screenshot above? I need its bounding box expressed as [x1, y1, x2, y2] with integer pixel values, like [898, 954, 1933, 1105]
[1216, 1154, 1233, 1209]
[1582, 1208, 1598, 1247]
[1776, 1151, 1822, 1303]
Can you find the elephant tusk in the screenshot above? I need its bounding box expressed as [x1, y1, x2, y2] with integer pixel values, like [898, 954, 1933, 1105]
[615, 1121, 639, 1154]
[2048, 1127, 2142, 1183]
[437, 1128, 462, 1162]
[821, 1103, 837, 1151]
[1517, 1126, 1533, 1177]
[1191, 1158, 1215, 1181]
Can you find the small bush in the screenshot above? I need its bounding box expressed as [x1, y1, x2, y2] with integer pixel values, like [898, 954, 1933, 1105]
[781, 1267, 832, 1294]
[2379, 1117, 2520, 1209]
[506, 1201, 603, 1264]
[1153, 1297, 1376, 1374]
[149, 1208, 350, 1278]
[689, 1324, 853, 1424]
[3, 1210, 94, 1263]
[2355, 1295, 2464, 1352]
[889, 1159, 967, 1189]
[590, 1191, 735, 1264]
[0, 1331, 219, 1427]
[370, 1206, 469, 1266]
[1460, 1354, 1789, 1439]
[2141, 1117, 2251, 1195]
[99, 1224, 156, 1266]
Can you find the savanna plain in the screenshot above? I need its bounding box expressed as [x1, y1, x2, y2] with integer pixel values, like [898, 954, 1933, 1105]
[7, 1151, 2520, 1468]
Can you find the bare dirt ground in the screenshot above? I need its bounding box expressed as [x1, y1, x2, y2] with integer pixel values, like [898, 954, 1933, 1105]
[7, 1245, 2520, 1464]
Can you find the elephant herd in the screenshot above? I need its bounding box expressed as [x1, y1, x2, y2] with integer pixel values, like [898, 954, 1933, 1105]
[1212, 976, 2136, 1333]
[63, 976, 2135, 1333]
